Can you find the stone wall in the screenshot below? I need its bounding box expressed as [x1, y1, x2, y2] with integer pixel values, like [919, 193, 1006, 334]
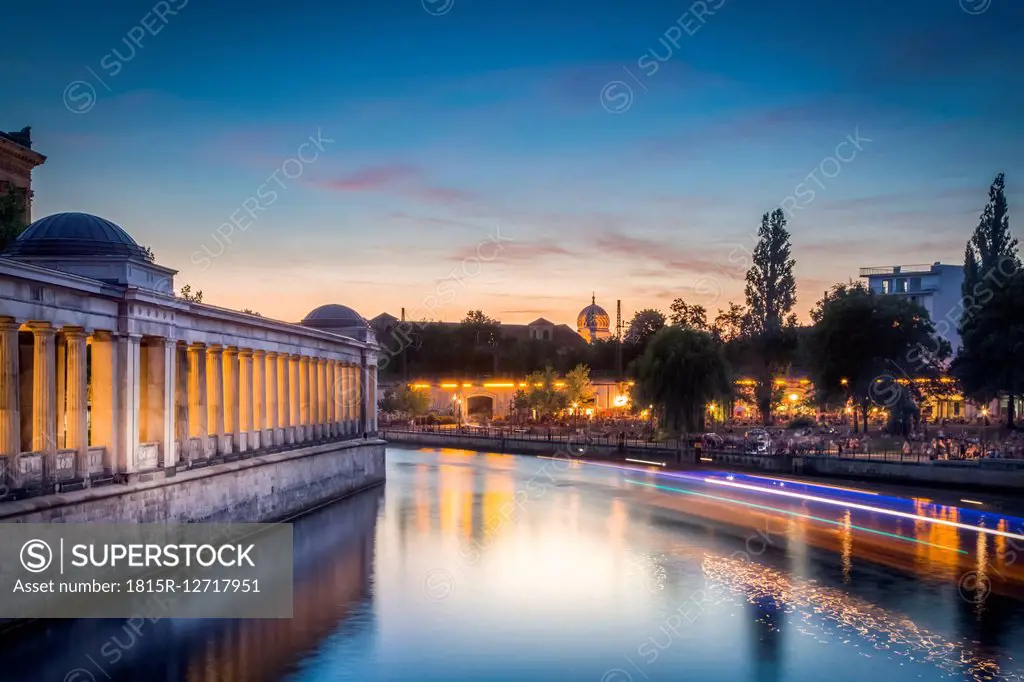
[0, 439, 386, 524]
[383, 429, 684, 461]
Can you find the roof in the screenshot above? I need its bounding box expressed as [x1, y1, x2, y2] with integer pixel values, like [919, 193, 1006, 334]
[0, 127, 33, 149]
[527, 317, 555, 326]
[301, 303, 368, 329]
[2, 212, 152, 260]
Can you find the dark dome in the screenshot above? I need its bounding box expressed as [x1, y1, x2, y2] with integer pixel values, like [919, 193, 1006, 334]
[2, 212, 151, 260]
[301, 304, 368, 329]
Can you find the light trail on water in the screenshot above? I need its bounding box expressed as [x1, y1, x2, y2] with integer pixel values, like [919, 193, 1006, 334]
[626, 479, 967, 554]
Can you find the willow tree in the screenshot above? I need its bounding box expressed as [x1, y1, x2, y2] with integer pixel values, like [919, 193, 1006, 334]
[632, 326, 731, 434]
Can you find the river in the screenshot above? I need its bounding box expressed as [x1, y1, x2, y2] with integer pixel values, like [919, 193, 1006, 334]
[7, 445, 1024, 681]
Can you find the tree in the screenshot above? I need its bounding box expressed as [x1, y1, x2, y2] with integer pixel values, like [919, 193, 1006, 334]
[564, 363, 595, 408]
[179, 285, 203, 303]
[458, 310, 500, 374]
[952, 270, 1024, 427]
[958, 173, 1022, 427]
[632, 326, 731, 434]
[0, 185, 28, 251]
[378, 386, 430, 417]
[710, 302, 746, 342]
[808, 282, 948, 433]
[241, 308, 262, 316]
[462, 310, 498, 326]
[626, 308, 666, 346]
[744, 209, 798, 424]
[522, 365, 568, 419]
[669, 299, 708, 330]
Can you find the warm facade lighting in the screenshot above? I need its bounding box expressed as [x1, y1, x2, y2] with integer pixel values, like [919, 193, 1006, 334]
[483, 382, 515, 388]
[440, 382, 458, 388]
[788, 393, 799, 402]
[410, 383, 431, 390]
[462, 382, 472, 387]
[613, 395, 629, 407]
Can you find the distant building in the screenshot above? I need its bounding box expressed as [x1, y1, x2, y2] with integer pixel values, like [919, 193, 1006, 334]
[576, 295, 611, 343]
[0, 126, 46, 224]
[369, 313, 585, 350]
[860, 262, 964, 351]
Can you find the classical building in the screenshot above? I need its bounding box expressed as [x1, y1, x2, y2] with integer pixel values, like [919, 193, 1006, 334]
[576, 295, 611, 343]
[0, 212, 379, 494]
[860, 262, 964, 351]
[0, 127, 46, 224]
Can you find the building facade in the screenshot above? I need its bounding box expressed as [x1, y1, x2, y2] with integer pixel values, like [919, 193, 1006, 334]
[860, 262, 965, 351]
[0, 212, 379, 494]
[0, 127, 46, 224]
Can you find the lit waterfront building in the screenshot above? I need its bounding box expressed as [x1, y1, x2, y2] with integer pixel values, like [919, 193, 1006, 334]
[576, 294, 611, 343]
[859, 262, 964, 352]
[0, 212, 379, 496]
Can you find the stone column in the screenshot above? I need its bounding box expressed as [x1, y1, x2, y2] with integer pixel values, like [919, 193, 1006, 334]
[266, 351, 279, 444]
[355, 363, 365, 436]
[341, 362, 352, 435]
[207, 345, 225, 454]
[299, 356, 310, 441]
[328, 360, 339, 437]
[325, 359, 336, 437]
[159, 339, 176, 469]
[90, 332, 118, 474]
[288, 354, 300, 443]
[369, 363, 378, 434]
[239, 349, 254, 452]
[278, 353, 292, 444]
[223, 347, 240, 453]
[118, 333, 142, 476]
[56, 335, 66, 450]
[188, 344, 208, 461]
[27, 323, 56, 458]
[174, 343, 190, 462]
[316, 357, 327, 440]
[0, 318, 20, 459]
[253, 349, 267, 448]
[64, 328, 89, 479]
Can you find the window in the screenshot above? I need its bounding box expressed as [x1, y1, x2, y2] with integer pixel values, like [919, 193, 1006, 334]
[544, 330, 551, 340]
[896, 278, 907, 293]
[910, 277, 921, 291]
[882, 279, 891, 294]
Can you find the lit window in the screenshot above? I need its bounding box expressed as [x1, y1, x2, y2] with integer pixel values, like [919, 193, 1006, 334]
[896, 279, 907, 293]
[882, 280, 890, 294]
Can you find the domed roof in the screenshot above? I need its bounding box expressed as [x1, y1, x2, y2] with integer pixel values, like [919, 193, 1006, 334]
[577, 295, 610, 330]
[2, 212, 152, 260]
[301, 304, 368, 329]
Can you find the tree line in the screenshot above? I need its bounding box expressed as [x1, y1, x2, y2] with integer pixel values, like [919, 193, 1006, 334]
[375, 173, 1021, 435]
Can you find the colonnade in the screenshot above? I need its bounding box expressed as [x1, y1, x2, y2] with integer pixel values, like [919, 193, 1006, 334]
[0, 316, 378, 489]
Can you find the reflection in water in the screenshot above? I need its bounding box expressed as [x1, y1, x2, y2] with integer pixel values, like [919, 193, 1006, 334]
[3, 489, 381, 682]
[9, 448, 1024, 682]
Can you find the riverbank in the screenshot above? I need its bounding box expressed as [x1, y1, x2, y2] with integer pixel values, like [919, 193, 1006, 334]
[0, 439, 386, 524]
[383, 429, 1024, 505]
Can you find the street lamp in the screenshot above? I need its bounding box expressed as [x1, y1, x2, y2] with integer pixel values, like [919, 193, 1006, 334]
[452, 395, 462, 428]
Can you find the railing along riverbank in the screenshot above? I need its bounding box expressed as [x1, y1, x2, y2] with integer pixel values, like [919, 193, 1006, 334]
[381, 427, 1024, 492]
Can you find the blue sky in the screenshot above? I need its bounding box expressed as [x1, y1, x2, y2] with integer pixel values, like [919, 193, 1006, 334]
[4, 0, 1023, 324]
